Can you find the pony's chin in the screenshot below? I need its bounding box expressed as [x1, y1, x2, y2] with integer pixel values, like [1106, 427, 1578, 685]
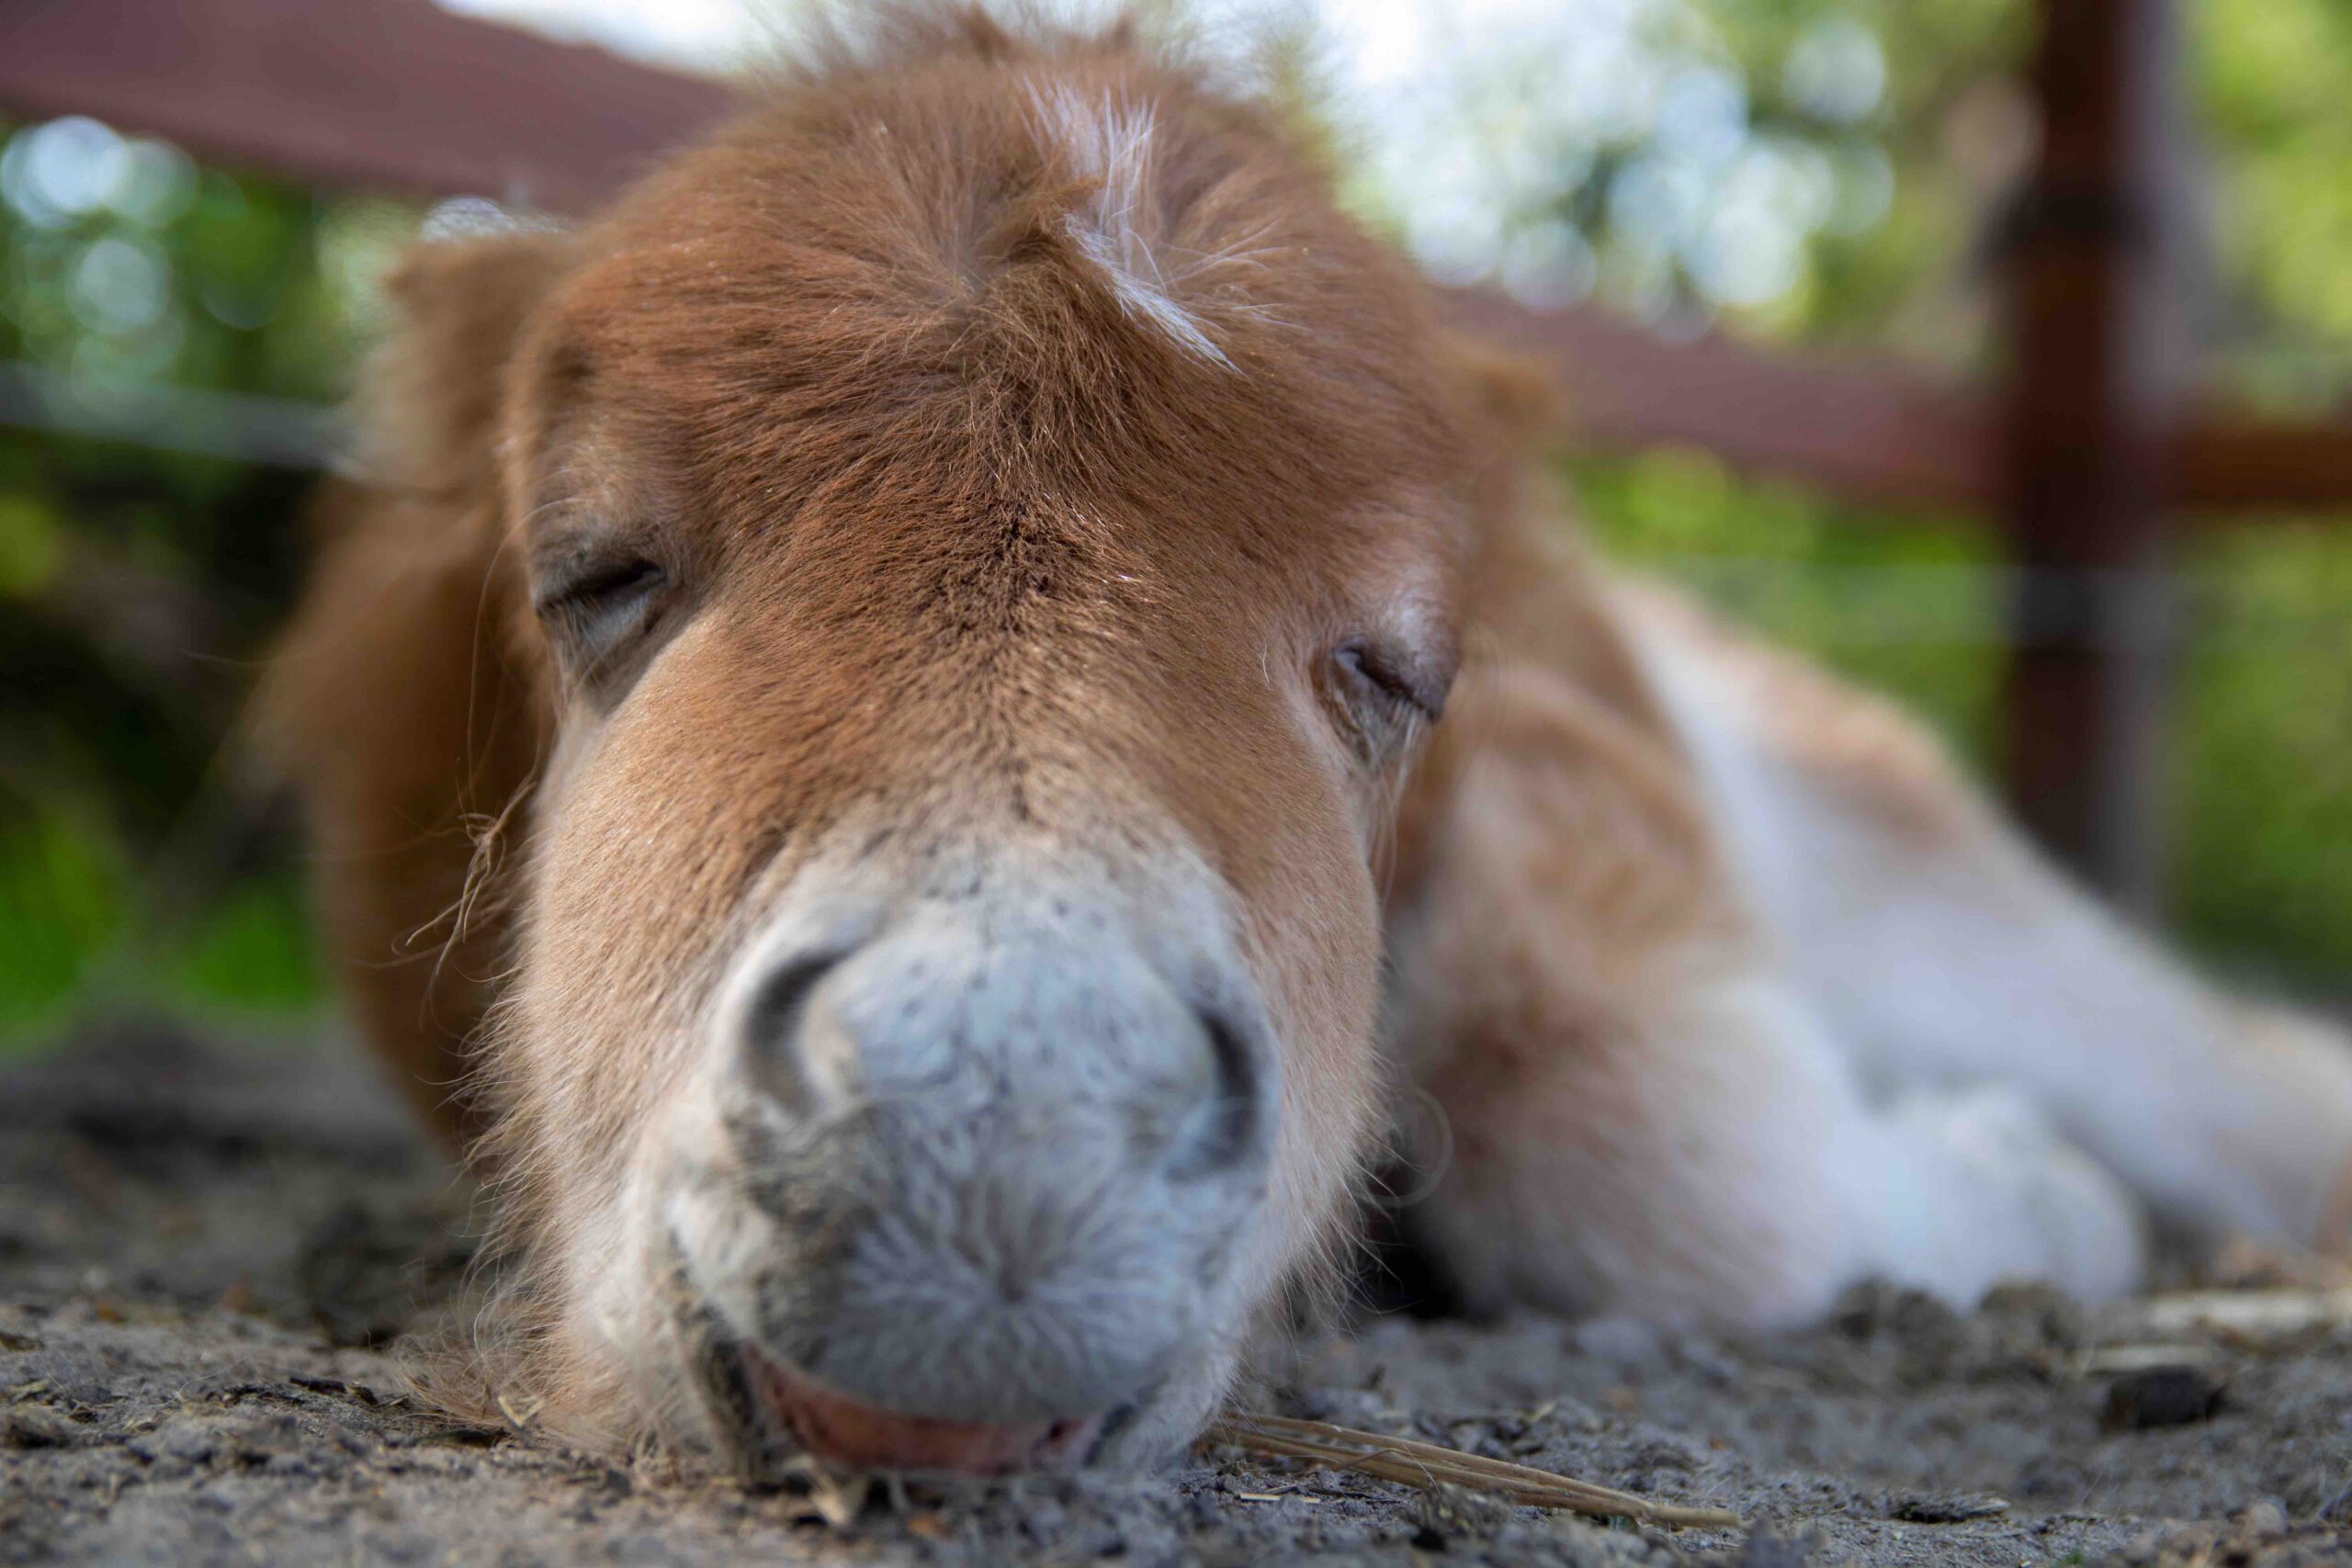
[735, 1346, 1113, 1473]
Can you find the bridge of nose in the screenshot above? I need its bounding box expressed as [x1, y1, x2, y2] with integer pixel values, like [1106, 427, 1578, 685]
[798, 902, 1218, 1123]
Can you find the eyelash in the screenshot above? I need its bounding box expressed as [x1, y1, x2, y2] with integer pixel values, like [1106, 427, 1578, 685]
[1334, 639, 1436, 720]
[535, 556, 668, 674]
[535, 557, 664, 619]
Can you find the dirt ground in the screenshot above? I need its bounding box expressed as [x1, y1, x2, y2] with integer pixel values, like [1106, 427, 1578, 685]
[6, 1026, 2351, 1566]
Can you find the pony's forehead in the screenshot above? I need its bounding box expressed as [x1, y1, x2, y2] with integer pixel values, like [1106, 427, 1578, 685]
[528, 46, 1462, 502]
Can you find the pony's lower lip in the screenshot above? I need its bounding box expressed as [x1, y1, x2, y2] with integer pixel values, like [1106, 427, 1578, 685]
[739, 1346, 1109, 1473]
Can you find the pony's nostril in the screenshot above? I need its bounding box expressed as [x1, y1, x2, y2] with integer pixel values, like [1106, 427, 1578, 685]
[741, 949, 848, 1115]
[1167, 1007, 1267, 1181]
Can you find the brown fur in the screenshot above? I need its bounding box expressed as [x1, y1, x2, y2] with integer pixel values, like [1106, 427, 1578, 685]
[266, 8, 2352, 1460]
[266, 11, 1505, 1445]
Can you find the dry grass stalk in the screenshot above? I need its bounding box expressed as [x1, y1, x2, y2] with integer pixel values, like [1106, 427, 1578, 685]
[1204, 1413, 1742, 1529]
[2130, 1287, 2352, 1340]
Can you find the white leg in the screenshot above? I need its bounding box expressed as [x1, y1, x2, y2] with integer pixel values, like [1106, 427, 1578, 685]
[1391, 945, 2146, 1325]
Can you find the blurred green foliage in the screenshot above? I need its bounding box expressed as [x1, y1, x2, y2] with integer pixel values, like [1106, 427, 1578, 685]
[1572, 450, 2352, 983]
[2174, 525, 2352, 978]
[0, 117, 414, 1046]
[1569, 450, 2007, 756]
[2197, 0, 2352, 409]
[5, 0, 2352, 1054]
[1340, 0, 2028, 363]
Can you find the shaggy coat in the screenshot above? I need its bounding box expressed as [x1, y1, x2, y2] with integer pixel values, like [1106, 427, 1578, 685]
[266, 13, 2352, 1471]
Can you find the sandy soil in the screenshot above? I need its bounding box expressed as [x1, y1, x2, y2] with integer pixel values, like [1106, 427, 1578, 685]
[6, 1026, 2350, 1566]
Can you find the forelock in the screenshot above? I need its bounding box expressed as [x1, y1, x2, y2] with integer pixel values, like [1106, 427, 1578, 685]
[1026, 81, 1230, 367]
[541, 8, 1461, 533]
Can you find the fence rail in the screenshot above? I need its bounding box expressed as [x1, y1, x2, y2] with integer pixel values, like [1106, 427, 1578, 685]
[0, 0, 726, 211]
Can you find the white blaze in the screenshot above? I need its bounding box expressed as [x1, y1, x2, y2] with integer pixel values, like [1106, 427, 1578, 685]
[1030, 84, 1233, 367]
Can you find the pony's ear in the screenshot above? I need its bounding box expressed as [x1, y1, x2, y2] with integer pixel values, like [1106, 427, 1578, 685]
[1441, 331, 1561, 468]
[257, 228, 573, 1149]
[356, 228, 577, 494]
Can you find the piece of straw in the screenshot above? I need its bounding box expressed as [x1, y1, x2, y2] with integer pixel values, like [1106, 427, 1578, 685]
[1204, 1412, 1741, 1530]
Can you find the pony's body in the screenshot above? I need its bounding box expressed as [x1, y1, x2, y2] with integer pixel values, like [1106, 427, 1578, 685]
[266, 14, 2352, 1473]
[1394, 539, 2352, 1327]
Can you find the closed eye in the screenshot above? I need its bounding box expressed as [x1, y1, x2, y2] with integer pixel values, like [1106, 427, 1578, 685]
[1334, 638, 1443, 721]
[1325, 635, 1450, 773]
[535, 555, 669, 677]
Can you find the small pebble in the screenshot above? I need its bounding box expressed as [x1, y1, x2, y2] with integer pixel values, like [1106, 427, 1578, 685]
[2103, 1365, 2226, 1429]
[1888, 1492, 2010, 1523]
[2236, 1498, 2289, 1536]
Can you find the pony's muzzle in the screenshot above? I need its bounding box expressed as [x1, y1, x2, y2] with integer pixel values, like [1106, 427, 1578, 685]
[681, 873, 1277, 1470]
[735, 908, 1268, 1182]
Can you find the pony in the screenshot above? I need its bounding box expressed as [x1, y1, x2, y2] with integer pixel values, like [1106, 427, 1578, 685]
[266, 11, 2352, 1472]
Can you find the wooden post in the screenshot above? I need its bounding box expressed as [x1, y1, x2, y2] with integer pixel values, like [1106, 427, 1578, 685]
[2003, 0, 2192, 912]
